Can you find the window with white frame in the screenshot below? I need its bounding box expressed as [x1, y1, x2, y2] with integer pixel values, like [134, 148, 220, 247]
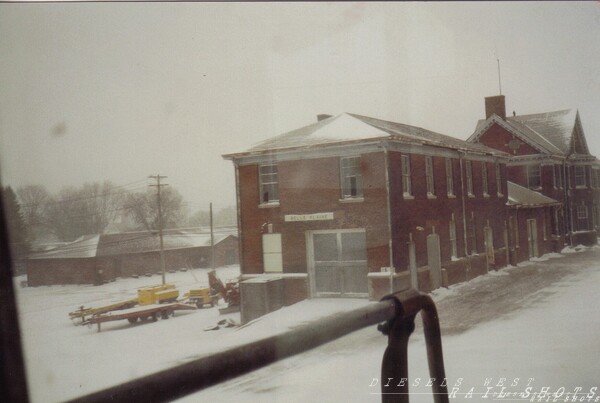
[495, 163, 503, 196]
[527, 164, 541, 189]
[449, 218, 457, 258]
[577, 204, 588, 220]
[575, 166, 586, 188]
[401, 155, 412, 197]
[510, 215, 519, 248]
[543, 215, 547, 240]
[340, 156, 363, 198]
[259, 164, 279, 204]
[465, 160, 474, 196]
[482, 162, 489, 196]
[425, 156, 435, 196]
[591, 168, 599, 189]
[556, 165, 563, 189]
[446, 158, 454, 196]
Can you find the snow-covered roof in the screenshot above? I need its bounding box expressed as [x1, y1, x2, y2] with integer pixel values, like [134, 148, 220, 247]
[470, 109, 583, 157]
[97, 230, 236, 256]
[225, 112, 506, 158]
[28, 230, 237, 260]
[507, 182, 560, 208]
[29, 235, 100, 260]
[508, 110, 576, 155]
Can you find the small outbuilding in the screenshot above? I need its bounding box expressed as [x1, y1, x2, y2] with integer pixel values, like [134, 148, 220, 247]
[26, 229, 239, 286]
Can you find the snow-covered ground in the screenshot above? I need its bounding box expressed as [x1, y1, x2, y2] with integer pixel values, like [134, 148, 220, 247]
[15, 247, 600, 402]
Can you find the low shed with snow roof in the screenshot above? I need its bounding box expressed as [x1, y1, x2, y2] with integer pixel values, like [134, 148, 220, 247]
[26, 230, 238, 286]
[27, 235, 103, 286]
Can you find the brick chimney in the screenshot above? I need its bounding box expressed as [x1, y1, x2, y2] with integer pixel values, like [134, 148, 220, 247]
[317, 114, 332, 122]
[484, 95, 506, 120]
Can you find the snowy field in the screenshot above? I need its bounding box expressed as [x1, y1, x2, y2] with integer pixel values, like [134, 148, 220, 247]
[15, 247, 600, 403]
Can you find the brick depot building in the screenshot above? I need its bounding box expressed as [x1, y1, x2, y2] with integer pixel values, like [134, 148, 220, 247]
[224, 112, 524, 312]
[469, 95, 600, 246]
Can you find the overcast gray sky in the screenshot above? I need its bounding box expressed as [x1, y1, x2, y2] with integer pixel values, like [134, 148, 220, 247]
[1, 2, 599, 212]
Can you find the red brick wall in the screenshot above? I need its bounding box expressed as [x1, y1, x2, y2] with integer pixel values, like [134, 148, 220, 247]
[282, 277, 308, 306]
[388, 152, 507, 272]
[27, 258, 98, 286]
[478, 123, 539, 155]
[238, 152, 391, 275]
[508, 207, 557, 263]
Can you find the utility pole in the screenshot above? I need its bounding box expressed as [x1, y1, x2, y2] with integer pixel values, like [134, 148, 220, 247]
[149, 175, 168, 285]
[210, 202, 215, 270]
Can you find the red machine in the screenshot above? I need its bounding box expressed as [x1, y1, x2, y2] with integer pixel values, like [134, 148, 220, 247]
[208, 270, 240, 313]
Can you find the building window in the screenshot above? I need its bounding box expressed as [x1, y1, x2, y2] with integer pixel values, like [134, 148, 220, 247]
[425, 156, 435, 196]
[577, 204, 588, 220]
[590, 168, 600, 189]
[527, 164, 541, 189]
[340, 156, 363, 198]
[401, 155, 412, 197]
[495, 163, 503, 196]
[259, 164, 279, 204]
[510, 215, 519, 248]
[449, 218, 457, 258]
[556, 165, 563, 189]
[575, 166, 586, 188]
[465, 160, 474, 197]
[482, 162, 489, 196]
[470, 212, 476, 254]
[445, 158, 454, 196]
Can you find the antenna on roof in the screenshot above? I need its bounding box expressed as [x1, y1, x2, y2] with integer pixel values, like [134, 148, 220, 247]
[497, 58, 502, 95]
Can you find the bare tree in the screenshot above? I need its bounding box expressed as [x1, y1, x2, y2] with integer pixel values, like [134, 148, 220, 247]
[79, 181, 126, 234]
[125, 186, 188, 231]
[16, 185, 51, 242]
[41, 186, 80, 242]
[41, 181, 127, 242]
[215, 205, 237, 227]
[188, 205, 237, 228]
[188, 209, 211, 227]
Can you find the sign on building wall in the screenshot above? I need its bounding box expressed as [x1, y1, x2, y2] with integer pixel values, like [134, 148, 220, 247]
[284, 212, 334, 222]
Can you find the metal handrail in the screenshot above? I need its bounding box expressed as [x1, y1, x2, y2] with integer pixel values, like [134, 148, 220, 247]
[67, 289, 448, 403]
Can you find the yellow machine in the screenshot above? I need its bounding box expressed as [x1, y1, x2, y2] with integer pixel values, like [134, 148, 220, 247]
[137, 284, 179, 306]
[186, 287, 219, 308]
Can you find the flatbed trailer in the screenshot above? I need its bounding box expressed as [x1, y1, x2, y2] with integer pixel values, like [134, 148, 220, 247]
[84, 303, 197, 332]
[69, 298, 139, 323]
